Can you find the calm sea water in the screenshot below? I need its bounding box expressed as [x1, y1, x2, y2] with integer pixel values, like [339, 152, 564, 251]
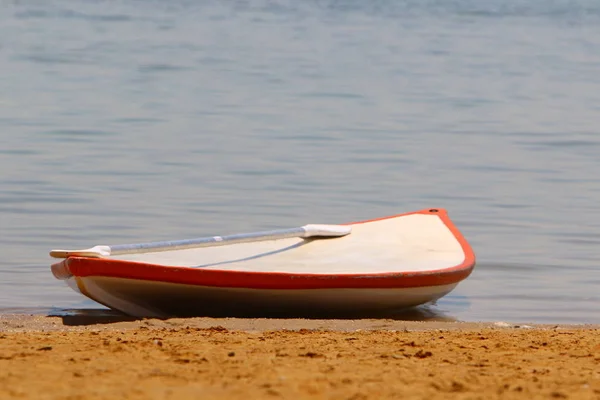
[1, 0, 600, 324]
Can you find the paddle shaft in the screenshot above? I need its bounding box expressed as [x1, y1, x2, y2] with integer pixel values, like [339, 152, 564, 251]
[50, 224, 351, 258]
[111, 226, 333, 255]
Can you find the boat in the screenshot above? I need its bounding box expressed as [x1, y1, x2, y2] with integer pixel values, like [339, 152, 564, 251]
[49, 208, 476, 318]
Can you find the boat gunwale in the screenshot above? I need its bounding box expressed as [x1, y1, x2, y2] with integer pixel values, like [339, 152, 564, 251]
[51, 208, 476, 290]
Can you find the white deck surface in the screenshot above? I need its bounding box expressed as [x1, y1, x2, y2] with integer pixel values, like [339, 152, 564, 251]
[111, 214, 466, 274]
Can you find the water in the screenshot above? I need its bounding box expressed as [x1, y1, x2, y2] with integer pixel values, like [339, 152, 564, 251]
[1, 0, 600, 324]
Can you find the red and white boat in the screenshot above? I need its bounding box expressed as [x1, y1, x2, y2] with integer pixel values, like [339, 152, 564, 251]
[50, 208, 475, 318]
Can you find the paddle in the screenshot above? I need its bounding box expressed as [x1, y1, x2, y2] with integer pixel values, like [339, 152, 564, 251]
[49, 224, 352, 259]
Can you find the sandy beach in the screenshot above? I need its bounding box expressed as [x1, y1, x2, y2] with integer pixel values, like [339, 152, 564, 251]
[1, 314, 599, 399]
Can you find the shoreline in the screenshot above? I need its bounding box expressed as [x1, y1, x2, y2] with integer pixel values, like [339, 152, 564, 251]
[2, 312, 600, 333]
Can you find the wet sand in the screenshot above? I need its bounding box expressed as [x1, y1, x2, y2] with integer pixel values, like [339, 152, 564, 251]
[1, 314, 599, 399]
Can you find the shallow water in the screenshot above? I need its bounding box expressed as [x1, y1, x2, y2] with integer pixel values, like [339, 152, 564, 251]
[2, 0, 600, 324]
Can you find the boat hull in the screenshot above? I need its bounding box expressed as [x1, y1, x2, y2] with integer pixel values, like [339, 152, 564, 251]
[65, 275, 459, 318]
[51, 208, 476, 318]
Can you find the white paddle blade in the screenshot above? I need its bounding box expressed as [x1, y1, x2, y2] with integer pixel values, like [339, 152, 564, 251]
[302, 224, 352, 237]
[49, 245, 111, 259]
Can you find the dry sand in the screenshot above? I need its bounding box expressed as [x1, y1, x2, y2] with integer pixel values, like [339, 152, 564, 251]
[1, 313, 599, 399]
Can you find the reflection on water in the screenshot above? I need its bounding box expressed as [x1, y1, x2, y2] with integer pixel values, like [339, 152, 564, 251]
[2, 0, 600, 324]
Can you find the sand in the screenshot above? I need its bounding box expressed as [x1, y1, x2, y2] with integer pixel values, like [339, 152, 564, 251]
[1, 314, 599, 399]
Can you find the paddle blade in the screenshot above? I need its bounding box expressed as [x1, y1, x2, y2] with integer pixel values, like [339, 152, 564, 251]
[49, 245, 111, 259]
[302, 224, 352, 237]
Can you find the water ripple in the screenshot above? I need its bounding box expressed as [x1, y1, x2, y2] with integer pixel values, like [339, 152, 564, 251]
[15, 8, 133, 22]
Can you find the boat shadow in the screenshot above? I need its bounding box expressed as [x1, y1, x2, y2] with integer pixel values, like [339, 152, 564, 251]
[49, 305, 456, 326]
